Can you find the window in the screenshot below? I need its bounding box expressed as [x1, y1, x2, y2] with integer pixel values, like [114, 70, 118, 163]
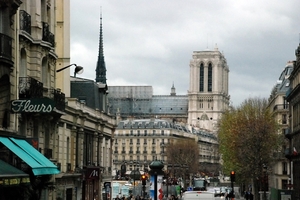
[84, 133, 93, 166]
[41, 57, 50, 88]
[283, 97, 288, 109]
[199, 63, 204, 92]
[282, 114, 287, 124]
[208, 63, 212, 92]
[137, 139, 140, 144]
[130, 130, 133, 135]
[161, 130, 164, 135]
[282, 162, 287, 174]
[144, 130, 147, 136]
[199, 99, 203, 109]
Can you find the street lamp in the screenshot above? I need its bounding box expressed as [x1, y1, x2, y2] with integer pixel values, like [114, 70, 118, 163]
[56, 63, 84, 77]
[130, 161, 140, 195]
[182, 164, 188, 189]
[263, 164, 267, 200]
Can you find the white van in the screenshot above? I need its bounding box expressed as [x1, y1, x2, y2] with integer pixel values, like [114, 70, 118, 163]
[181, 191, 215, 200]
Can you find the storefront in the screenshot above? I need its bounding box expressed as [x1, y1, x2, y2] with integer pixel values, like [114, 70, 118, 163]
[0, 158, 31, 199]
[82, 166, 101, 200]
[0, 136, 60, 199]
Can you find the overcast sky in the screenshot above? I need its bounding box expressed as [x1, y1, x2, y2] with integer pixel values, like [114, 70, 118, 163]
[70, 0, 300, 107]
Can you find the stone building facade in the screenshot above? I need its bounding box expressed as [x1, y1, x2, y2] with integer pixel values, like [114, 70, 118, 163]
[0, 0, 63, 199]
[286, 43, 300, 199]
[113, 119, 219, 177]
[0, 1, 116, 199]
[267, 61, 293, 190]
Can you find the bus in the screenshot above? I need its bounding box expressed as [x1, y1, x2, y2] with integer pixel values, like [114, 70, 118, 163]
[192, 178, 207, 191]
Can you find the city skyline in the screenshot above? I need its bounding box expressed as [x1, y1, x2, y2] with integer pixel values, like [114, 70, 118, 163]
[70, 0, 300, 107]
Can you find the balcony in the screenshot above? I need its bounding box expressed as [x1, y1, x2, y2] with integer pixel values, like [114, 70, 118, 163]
[0, 33, 12, 65]
[20, 10, 31, 35]
[50, 88, 65, 111]
[18, 77, 65, 112]
[273, 104, 289, 112]
[42, 22, 55, 47]
[19, 77, 43, 98]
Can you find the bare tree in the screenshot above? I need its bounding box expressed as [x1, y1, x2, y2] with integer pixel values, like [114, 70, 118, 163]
[166, 138, 199, 175]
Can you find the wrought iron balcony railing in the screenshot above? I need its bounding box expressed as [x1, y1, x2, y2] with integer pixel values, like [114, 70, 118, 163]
[50, 88, 65, 112]
[19, 77, 43, 98]
[273, 104, 289, 111]
[0, 33, 12, 62]
[42, 22, 55, 47]
[20, 10, 31, 34]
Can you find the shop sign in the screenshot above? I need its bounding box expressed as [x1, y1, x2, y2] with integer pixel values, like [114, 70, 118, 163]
[11, 98, 54, 113]
[0, 177, 30, 186]
[86, 167, 100, 180]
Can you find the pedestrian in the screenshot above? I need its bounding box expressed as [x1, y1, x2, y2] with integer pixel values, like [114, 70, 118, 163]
[249, 192, 253, 200]
[244, 191, 249, 200]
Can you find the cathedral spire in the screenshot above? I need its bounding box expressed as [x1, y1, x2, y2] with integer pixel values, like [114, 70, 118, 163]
[170, 82, 176, 96]
[95, 8, 107, 84]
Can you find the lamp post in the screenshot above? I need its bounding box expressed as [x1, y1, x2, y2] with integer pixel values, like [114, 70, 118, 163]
[130, 161, 140, 195]
[263, 164, 267, 200]
[182, 164, 188, 190]
[56, 63, 83, 77]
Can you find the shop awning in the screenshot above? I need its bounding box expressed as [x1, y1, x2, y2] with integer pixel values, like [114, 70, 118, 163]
[0, 159, 30, 186]
[0, 137, 60, 176]
[0, 159, 28, 178]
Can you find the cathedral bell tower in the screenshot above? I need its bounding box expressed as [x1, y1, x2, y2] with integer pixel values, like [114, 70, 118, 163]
[187, 45, 230, 131]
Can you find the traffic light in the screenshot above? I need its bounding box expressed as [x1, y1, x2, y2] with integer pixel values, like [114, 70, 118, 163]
[141, 174, 147, 185]
[230, 171, 235, 182]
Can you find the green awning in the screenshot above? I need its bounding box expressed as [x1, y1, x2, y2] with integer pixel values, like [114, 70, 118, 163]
[0, 159, 28, 178]
[0, 137, 60, 176]
[0, 159, 30, 186]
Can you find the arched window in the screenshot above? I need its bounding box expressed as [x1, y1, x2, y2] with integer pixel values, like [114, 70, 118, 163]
[199, 63, 204, 92]
[208, 63, 212, 92]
